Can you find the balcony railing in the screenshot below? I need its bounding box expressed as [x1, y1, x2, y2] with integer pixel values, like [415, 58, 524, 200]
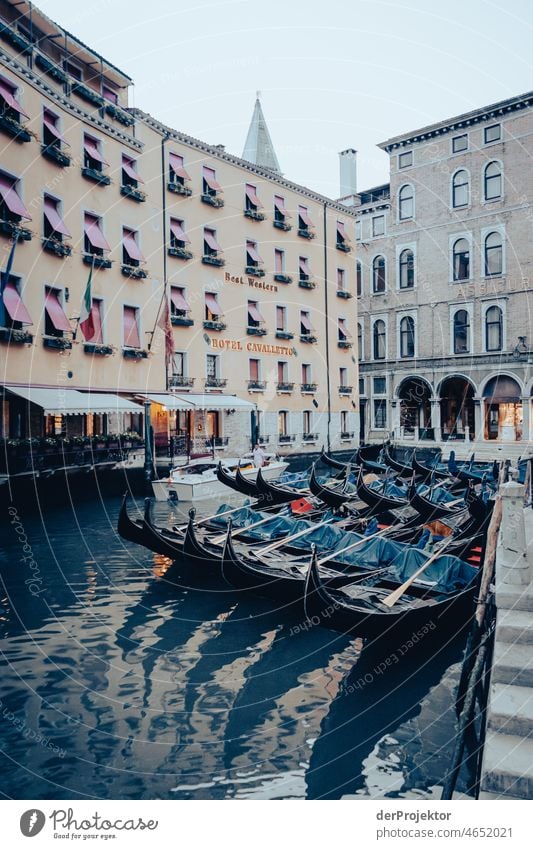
[246, 325, 267, 336]
[42, 238, 72, 258]
[121, 184, 146, 202]
[244, 208, 266, 221]
[43, 335, 72, 351]
[273, 219, 291, 231]
[0, 436, 142, 476]
[278, 434, 296, 443]
[301, 382, 317, 393]
[203, 319, 226, 331]
[84, 342, 113, 356]
[336, 289, 353, 299]
[34, 52, 68, 83]
[275, 330, 294, 340]
[336, 241, 351, 253]
[274, 273, 292, 284]
[303, 432, 319, 442]
[0, 112, 31, 142]
[0, 220, 31, 241]
[122, 347, 148, 360]
[83, 254, 112, 269]
[82, 165, 111, 185]
[300, 334, 317, 344]
[0, 327, 32, 345]
[41, 143, 71, 167]
[205, 377, 227, 388]
[245, 265, 266, 277]
[338, 339, 353, 349]
[298, 277, 316, 289]
[169, 375, 195, 388]
[248, 380, 266, 391]
[277, 381, 294, 392]
[298, 228, 315, 239]
[104, 102, 135, 127]
[169, 246, 193, 260]
[121, 264, 147, 279]
[201, 193, 224, 208]
[168, 181, 192, 197]
[171, 314, 194, 327]
[202, 253, 225, 267]
[340, 431, 355, 440]
[339, 385, 352, 394]
[71, 82, 105, 108]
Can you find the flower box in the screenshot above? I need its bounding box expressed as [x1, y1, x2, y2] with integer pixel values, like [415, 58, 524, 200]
[248, 380, 266, 391]
[301, 383, 317, 393]
[278, 435, 295, 443]
[339, 385, 352, 394]
[202, 254, 225, 267]
[298, 228, 315, 239]
[121, 264, 147, 279]
[168, 246, 193, 260]
[336, 242, 351, 253]
[169, 375, 195, 387]
[275, 330, 294, 340]
[277, 382, 294, 392]
[43, 238, 72, 257]
[338, 340, 352, 349]
[244, 209, 266, 221]
[300, 334, 317, 344]
[298, 278, 316, 289]
[84, 342, 113, 356]
[171, 315, 194, 327]
[0, 327, 33, 344]
[82, 166, 111, 186]
[274, 273, 292, 284]
[35, 53, 68, 83]
[122, 347, 148, 360]
[205, 377, 227, 388]
[105, 102, 134, 126]
[0, 22, 31, 52]
[303, 433, 319, 442]
[83, 254, 112, 269]
[341, 431, 355, 440]
[121, 184, 146, 202]
[43, 335, 72, 350]
[41, 143, 71, 167]
[245, 266, 265, 277]
[71, 82, 105, 108]
[246, 326, 267, 336]
[203, 320, 226, 331]
[336, 290, 352, 299]
[168, 181, 192, 197]
[273, 220, 291, 231]
[201, 193, 224, 208]
[0, 220, 32, 241]
[0, 112, 31, 142]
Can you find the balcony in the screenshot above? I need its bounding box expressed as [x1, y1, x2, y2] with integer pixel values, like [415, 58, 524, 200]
[303, 432, 319, 442]
[122, 347, 148, 360]
[0, 327, 32, 345]
[104, 102, 134, 127]
[336, 289, 353, 299]
[82, 166, 111, 186]
[169, 375, 195, 388]
[277, 381, 294, 393]
[203, 319, 226, 331]
[0, 21, 31, 53]
[298, 228, 315, 240]
[83, 254, 112, 269]
[338, 339, 353, 349]
[202, 253, 225, 267]
[42, 238, 72, 258]
[244, 208, 266, 221]
[340, 431, 355, 440]
[246, 325, 267, 336]
[43, 335, 72, 351]
[274, 273, 292, 284]
[259, 436, 270, 445]
[84, 342, 113, 356]
[0, 435, 142, 477]
[339, 385, 352, 395]
[34, 53, 68, 83]
[301, 383, 317, 393]
[41, 143, 71, 167]
[71, 82, 105, 108]
[275, 330, 294, 340]
[205, 377, 227, 388]
[336, 241, 351, 253]
[273, 219, 291, 231]
[298, 277, 316, 290]
[0, 220, 31, 241]
[0, 112, 31, 142]
[171, 314, 194, 327]
[245, 265, 265, 277]
[300, 334, 317, 344]
[201, 193, 224, 208]
[169, 246, 193, 260]
[278, 434, 296, 444]
[121, 184, 146, 202]
[121, 264, 147, 280]
[248, 380, 266, 391]
[168, 181, 192, 197]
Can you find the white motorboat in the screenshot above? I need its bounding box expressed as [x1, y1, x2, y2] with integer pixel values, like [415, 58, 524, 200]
[151, 454, 289, 501]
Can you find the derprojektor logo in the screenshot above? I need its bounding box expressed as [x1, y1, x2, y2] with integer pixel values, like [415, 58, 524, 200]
[20, 810, 46, 837]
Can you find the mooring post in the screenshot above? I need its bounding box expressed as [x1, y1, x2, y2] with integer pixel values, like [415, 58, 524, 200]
[143, 400, 154, 494]
[499, 480, 530, 585]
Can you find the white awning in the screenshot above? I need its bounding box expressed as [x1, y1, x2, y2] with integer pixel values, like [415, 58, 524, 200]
[6, 386, 141, 415]
[144, 393, 196, 411]
[182, 394, 255, 410]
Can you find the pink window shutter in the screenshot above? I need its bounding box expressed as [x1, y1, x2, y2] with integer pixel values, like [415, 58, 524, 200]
[123, 229, 145, 262]
[84, 214, 111, 251]
[43, 111, 66, 143]
[43, 197, 71, 237]
[248, 302, 264, 323]
[247, 242, 262, 263]
[249, 359, 259, 380]
[123, 307, 140, 348]
[170, 219, 190, 244]
[299, 257, 310, 275]
[44, 290, 71, 332]
[203, 166, 221, 190]
[274, 250, 283, 273]
[0, 77, 28, 117]
[91, 300, 103, 343]
[169, 153, 191, 181]
[300, 312, 312, 331]
[298, 205, 312, 227]
[205, 293, 221, 315]
[84, 135, 109, 165]
[122, 155, 144, 183]
[170, 288, 190, 311]
[245, 184, 263, 208]
[2, 281, 32, 324]
[204, 229, 221, 251]
[0, 175, 31, 219]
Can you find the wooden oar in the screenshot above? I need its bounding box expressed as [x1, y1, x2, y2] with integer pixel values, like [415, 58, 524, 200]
[381, 535, 455, 608]
[317, 524, 401, 565]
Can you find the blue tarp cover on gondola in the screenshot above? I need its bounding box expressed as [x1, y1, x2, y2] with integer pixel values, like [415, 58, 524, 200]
[388, 549, 477, 592]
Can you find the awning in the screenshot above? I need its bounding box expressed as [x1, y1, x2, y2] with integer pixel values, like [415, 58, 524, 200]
[338, 318, 351, 338]
[205, 293, 221, 315]
[83, 135, 108, 165]
[274, 195, 287, 214]
[299, 257, 310, 275]
[123, 306, 140, 348]
[179, 393, 254, 410]
[246, 241, 262, 263]
[204, 229, 221, 252]
[245, 183, 263, 209]
[122, 154, 144, 183]
[0, 77, 28, 118]
[44, 196, 71, 237]
[169, 152, 191, 181]
[170, 219, 190, 244]
[44, 290, 71, 332]
[123, 229, 145, 262]
[298, 205, 313, 226]
[2, 281, 32, 324]
[170, 288, 190, 311]
[5, 386, 141, 415]
[203, 166, 221, 191]
[144, 393, 195, 411]
[300, 312, 313, 331]
[43, 110, 66, 144]
[0, 174, 31, 219]
[84, 214, 111, 251]
[248, 302, 264, 323]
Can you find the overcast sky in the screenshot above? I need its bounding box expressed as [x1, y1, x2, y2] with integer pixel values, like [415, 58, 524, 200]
[37, 0, 532, 197]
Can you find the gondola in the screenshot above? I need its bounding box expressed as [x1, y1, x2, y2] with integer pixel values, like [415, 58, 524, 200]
[412, 450, 450, 482]
[355, 466, 411, 513]
[303, 547, 478, 640]
[255, 467, 311, 505]
[215, 461, 254, 497]
[382, 445, 414, 477]
[117, 492, 149, 547]
[117, 493, 184, 553]
[137, 498, 187, 559]
[182, 508, 225, 572]
[309, 462, 354, 509]
[319, 447, 356, 471]
[407, 477, 472, 522]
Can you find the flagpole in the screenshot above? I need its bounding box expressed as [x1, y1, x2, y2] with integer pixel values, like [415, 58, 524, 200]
[148, 287, 166, 352]
[74, 255, 95, 341]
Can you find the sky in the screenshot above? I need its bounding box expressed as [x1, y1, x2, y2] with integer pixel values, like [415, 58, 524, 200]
[36, 0, 532, 197]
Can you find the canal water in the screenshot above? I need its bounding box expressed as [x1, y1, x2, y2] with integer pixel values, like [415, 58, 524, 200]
[0, 493, 475, 800]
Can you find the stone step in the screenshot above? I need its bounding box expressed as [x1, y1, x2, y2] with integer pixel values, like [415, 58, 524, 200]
[496, 609, 533, 644]
[481, 731, 533, 798]
[488, 682, 533, 737]
[495, 582, 533, 612]
[492, 641, 533, 688]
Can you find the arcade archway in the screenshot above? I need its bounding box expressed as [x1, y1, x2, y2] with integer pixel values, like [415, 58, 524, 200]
[483, 375, 522, 441]
[398, 377, 432, 437]
[439, 376, 475, 441]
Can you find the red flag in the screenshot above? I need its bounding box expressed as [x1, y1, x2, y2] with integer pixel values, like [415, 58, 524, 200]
[157, 294, 173, 365]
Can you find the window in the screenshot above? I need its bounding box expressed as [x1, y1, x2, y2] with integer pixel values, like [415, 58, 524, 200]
[336, 220, 350, 249]
[122, 228, 144, 267]
[373, 319, 386, 360]
[484, 124, 501, 144]
[298, 205, 313, 235]
[83, 134, 107, 173]
[303, 410, 312, 435]
[102, 85, 117, 104]
[302, 363, 311, 383]
[245, 183, 263, 213]
[278, 410, 288, 436]
[357, 324, 363, 361]
[206, 354, 219, 379]
[274, 248, 285, 273]
[452, 170, 469, 207]
[484, 162, 502, 201]
[398, 151, 413, 169]
[355, 219, 362, 241]
[276, 305, 287, 331]
[122, 154, 143, 188]
[44, 288, 70, 338]
[337, 268, 346, 292]
[0, 274, 32, 330]
[372, 215, 385, 237]
[452, 134, 468, 153]
[300, 310, 312, 337]
[85, 298, 103, 344]
[453, 309, 470, 354]
[277, 361, 288, 383]
[273, 195, 288, 226]
[340, 367, 348, 386]
[43, 195, 70, 242]
[247, 300, 265, 328]
[398, 185, 414, 220]
[372, 255, 386, 293]
[453, 238, 470, 281]
[399, 315, 415, 358]
[373, 399, 387, 429]
[174, 352, 186, 377]
[0, 171, 31, 225]
[340, 411, 348, 434]
[299, 257, 311, 282]
[42, 108, 64, 150]
[359, 377, 365, 396]
[170, 218, 190, 250]
[399, 248, 414, 289]
[202, 165, 221, 197]
[64, 60, 82, 80]
[373, 376, 386, 394]
[83, 213, 110, 257]
[123, 306, 140, 348]
[246, 240, 263, 270]
[0, 74, 27, 122]
[485, 305, 503, 352]
[169, 153, 191, 186]
[205, 292, 221, 321]
[356, 261, 362, 297]
[249, 358, 260, 381]
[484, 231, 503, 277]
[338, 318, 349, 341]
[204, 227, 222, 257]
[170, 286, 190, 318]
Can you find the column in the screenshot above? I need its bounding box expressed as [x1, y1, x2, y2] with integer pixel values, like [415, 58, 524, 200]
[430, 399, 441, 442]
[390, 400, 400, 440]
[520, 395, 530, 444]
[499, 481, 530, 585]
[473, 397, 483, 442]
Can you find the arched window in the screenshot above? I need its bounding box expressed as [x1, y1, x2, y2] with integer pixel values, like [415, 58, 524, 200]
[485, 305, 503, 351]
[484, 162, 502, 201]
[356, 260, 362, 297]
[373, 319, 386, 360]
[399, 316, 415, 358]
[357, 322, 363, 361]
[399, 248, 414, 289]
[453, 309, 470, 354]
[484, 231, 503, 277]
[398, 184, 414, 220]
[372, 255, 386, 293]
[452, 170, 469, 208]
[453, 238, 470, 281]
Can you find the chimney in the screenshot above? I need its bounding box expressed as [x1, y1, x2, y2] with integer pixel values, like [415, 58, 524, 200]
[339, 148, 357, 197]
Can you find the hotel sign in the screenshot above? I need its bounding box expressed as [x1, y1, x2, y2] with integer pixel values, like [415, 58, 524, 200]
[209, 338, 295, 356]
[224, 272, 278, 292]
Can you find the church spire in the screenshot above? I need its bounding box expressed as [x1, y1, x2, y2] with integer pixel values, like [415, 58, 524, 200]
[242, 92, 281, 174]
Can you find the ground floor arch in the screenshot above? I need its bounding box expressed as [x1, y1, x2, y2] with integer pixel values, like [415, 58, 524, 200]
[397, 377, 432, 437]
[483, 374, 523, 441]
[438, 376, 475, 441]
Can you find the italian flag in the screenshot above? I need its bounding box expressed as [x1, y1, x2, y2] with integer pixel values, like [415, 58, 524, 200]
[79, 260, 95, 341]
